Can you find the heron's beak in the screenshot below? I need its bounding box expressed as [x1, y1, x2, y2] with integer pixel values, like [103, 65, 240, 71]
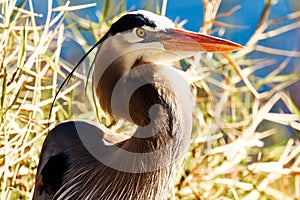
[161, 28, 243, 52]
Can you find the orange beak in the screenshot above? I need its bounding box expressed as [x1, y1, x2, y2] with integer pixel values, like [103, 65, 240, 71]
[161, 28, 243, 52]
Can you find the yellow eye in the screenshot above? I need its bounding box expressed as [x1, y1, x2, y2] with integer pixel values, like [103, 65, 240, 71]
[136, 28, 146, 38]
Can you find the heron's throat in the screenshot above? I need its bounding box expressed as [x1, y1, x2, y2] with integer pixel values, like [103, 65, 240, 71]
[94, 56, 177, 129]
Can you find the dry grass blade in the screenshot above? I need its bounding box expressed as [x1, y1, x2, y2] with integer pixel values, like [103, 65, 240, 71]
[52, 2, 96, 12]
[161, 0, 168, 16]
[255, 45, 300, 57]
[222, 52, 260, 99]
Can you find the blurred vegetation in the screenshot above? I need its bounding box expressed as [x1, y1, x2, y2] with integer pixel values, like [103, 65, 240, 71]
[0, 0, 300, 199]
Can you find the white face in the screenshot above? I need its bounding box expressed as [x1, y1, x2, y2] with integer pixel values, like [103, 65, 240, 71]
[95, 10, 203, 72]
[98, 31, 182, 68]
[105, 11, 194, 65]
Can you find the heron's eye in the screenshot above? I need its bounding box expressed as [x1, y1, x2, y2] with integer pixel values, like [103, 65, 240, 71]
[136, 28, 146, 38]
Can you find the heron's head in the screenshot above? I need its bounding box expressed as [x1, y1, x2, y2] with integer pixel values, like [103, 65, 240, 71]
[95, 10, 243, 68]
[93, 10, 242, 124]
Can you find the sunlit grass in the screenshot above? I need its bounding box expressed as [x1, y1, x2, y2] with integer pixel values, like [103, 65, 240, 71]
[0, 0, 299, 199]
[0, 1, 96, 199]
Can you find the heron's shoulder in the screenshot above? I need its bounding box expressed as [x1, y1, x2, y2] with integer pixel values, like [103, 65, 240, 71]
[47, 120, 102, 138]
[55, 119, 101, 129]
[48, 119, 129, 145]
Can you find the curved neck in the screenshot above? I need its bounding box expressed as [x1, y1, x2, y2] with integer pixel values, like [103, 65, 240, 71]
[93, 52, 193, 153]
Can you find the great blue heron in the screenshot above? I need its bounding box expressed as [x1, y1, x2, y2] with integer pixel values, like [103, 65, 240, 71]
[33, 10, 242, 200]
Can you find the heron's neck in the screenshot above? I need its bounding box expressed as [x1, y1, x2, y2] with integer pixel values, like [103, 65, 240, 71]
[123, 86, 177, 153]
[94, 50, 193, 151]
